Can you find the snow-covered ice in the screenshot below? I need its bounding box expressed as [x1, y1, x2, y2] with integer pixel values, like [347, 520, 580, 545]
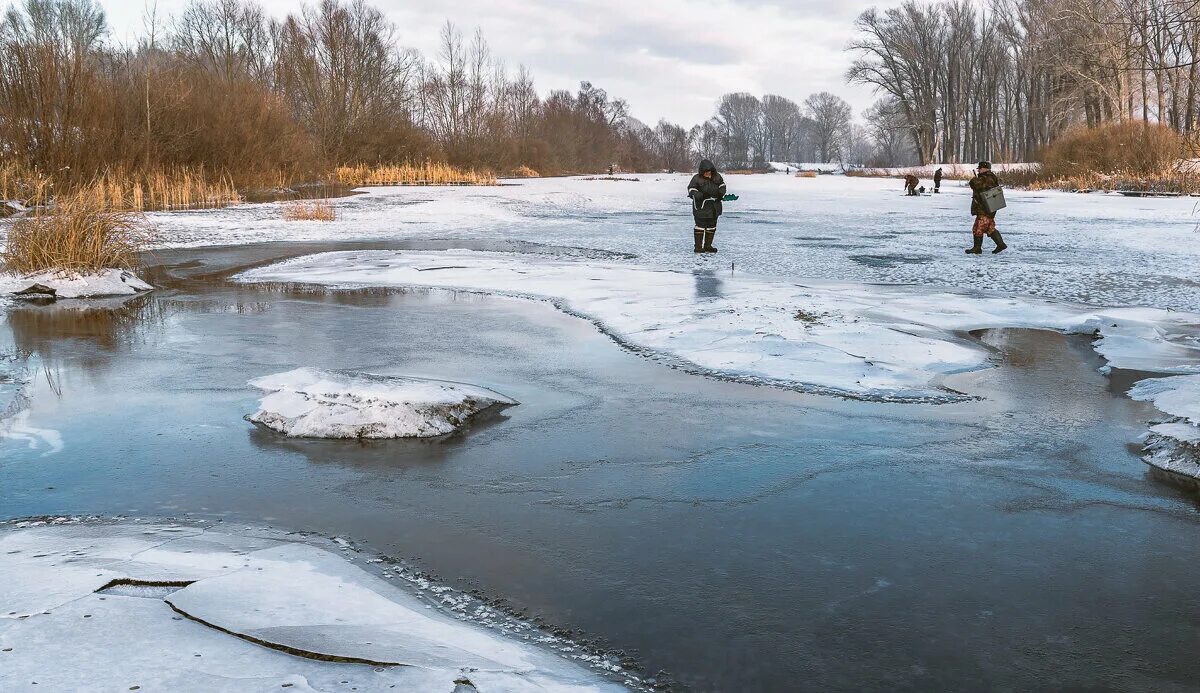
[0, 268, 152, 298]
[236, 249, 1200, 401]
[1129, 375, 1200, 482]
[1129, 375, 1200, 425]
[0, 521, 625, 691]
[128, 174, 1200, 313]
[247, 367, 518, 438]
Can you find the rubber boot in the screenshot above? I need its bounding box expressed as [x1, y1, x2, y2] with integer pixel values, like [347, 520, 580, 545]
[702, 230, 718, 253]
[989, 230, 1007, 254]
[965, 235, 983, 254]
[694, 230, 705, 254]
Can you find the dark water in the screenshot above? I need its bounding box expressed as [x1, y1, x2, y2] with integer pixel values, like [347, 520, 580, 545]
[2, 242, 1199, 692]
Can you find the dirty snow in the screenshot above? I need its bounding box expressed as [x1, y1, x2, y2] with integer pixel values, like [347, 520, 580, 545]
[0, 521, 625, 691]
[0, 268, 152, 298]
[236, 249, 1200, 401]
[247, 367, 517, 438]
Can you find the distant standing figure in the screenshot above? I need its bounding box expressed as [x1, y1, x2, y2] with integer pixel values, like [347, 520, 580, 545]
[608, 163, 615, 176]
[904, 174, 920, 196]
[687, 159, 727, 253]
[933, 167, 943, 193]
[966, 161, 1007, 254]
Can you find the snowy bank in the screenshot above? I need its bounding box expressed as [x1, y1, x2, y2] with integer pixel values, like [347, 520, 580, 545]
[1129, 375, 1200, 485]
[0, 268, 152, 298]
[0, 520, 624, 691]
[235, 250, 1200, 402]
[247, 367, 517, 438]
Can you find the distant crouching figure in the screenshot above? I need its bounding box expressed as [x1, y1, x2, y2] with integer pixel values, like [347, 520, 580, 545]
[904, 174, 920, 196]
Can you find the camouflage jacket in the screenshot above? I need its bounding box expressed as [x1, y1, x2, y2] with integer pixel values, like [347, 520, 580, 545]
[968, 171, 1000, 216]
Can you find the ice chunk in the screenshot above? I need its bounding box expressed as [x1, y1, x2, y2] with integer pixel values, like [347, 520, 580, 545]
[0, 268, 153, 298]
[247, 367, 517, 438]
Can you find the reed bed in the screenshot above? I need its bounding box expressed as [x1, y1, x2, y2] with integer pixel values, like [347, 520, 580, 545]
[335, 162, 497, 187]
[0, 163, 53, 207]
[83, 167, 241, 211]
[283, 199, 337, 221]
[794, 171, 818, 178]
[511, 165, 540, 178]
[2, 193, 148, 274]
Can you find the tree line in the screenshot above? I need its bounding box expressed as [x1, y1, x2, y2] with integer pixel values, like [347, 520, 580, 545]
[847, 0, 1200, 165]
[0, 0, 660, 185]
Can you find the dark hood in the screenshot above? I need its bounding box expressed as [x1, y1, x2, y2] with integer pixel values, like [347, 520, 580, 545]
[698, 159, 717, 174]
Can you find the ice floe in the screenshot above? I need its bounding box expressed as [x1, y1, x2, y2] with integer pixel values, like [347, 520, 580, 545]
[0, 521, 625, 691]
[247, 367, 518, 438]
[236, 249, 1200, 402]
[0, 268, 153, 298]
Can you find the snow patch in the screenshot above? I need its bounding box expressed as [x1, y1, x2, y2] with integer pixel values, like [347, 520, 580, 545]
[0, 268, 153, 298]
[247, 367, 517, 438]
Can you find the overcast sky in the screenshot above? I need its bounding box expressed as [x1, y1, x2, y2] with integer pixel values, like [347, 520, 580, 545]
[101, 0, 907, 126]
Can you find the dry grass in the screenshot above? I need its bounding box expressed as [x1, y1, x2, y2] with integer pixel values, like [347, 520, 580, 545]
[794, 171, 818, 178]
[336, 162, 497, 187]
[83, 166, 241, 211]
[2, 193, 148, 274]
[511, 165, 540, 178]
[283, 200, 337, 221]
[0, 163, 54, 207]
[0, 164, 240, 211]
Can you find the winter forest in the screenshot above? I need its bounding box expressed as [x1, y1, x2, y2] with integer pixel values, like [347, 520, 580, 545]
[0, 0, 1195, 188]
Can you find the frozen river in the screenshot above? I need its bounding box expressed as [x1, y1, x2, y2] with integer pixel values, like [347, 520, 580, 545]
[152, 173, 1200, 311]
[3, 175, 1200, 690]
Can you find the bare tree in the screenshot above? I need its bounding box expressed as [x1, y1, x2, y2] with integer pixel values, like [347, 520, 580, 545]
[805, 92, 852, 162]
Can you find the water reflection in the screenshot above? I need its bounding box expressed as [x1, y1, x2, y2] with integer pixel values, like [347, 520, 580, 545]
[6, 294, 162, 357]
[693, 268, 723, 300]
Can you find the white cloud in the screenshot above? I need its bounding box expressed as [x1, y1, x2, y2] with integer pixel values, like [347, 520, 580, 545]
[99, 0, 903, 124]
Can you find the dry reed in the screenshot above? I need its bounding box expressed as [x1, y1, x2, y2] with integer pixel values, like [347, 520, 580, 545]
[283, 200, 337, 221]
[335, 162, 497, 186]
[794, 171, 818, 178]
[0, 163, 54, 207]
[511, 165, 540, 178]
[83, 166, 241, 211]
[2, 193, 148, 274]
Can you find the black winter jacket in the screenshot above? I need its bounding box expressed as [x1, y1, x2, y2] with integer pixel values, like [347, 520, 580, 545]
[687, 159, 726, 222]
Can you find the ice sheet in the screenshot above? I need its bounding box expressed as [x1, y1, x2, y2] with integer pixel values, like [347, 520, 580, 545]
[236, 249, 1200, 401]
[0, 522, 625, 692]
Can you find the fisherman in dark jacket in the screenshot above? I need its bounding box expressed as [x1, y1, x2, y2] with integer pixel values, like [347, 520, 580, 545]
[904, 174, 920, 196]
[966, 161, 1007, 254]
[933, 167, 943, 193]
[687, 159, 726, 253]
